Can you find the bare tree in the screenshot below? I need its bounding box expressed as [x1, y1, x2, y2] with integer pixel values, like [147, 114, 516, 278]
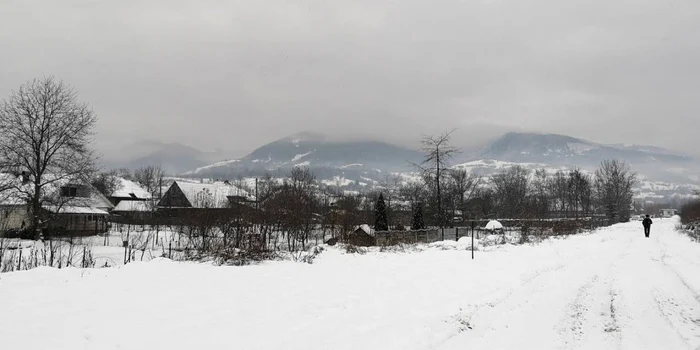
[134, 165, 166, 200]
[0, 77, 97, 238]
[492, 166, 530, 219]
[448, 168, 481, 221]
[91, 170, 122, 199]
[567, 169, 593, 217]
[530, 169, 550, 219]
[548, 171, 569, 215]
[414, 130, 460, 227]
[594, 160, 637, 223]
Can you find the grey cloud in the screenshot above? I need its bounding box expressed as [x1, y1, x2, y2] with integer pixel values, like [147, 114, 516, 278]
[1, 0, 699, 161]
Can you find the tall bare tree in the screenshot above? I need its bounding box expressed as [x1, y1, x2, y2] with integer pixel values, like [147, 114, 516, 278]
[91, 170, 122, 199]
[0, 77, 97, 238]
[415, 130, 459, 227]
[134, 165, 166, 200]
[594, 160, 637, 223]
[567, 169, 593, 217]
[448, 168, 481, 220]
[492, 166, 530, 219]
[530, 169, 550, 219]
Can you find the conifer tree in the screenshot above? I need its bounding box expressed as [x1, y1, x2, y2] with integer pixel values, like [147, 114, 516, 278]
[374, 193, 389, 231]
[412, 203, 425, 230]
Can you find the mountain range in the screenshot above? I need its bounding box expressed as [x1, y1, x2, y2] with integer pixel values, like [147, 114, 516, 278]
[103, 131, 699, 201]
[477, 132, 692, 165]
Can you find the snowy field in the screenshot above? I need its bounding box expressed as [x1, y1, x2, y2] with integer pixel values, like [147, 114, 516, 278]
[2, 219, 700, 349]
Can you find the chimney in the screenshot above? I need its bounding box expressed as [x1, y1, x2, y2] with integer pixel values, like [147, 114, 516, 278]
[21, 171, 30, 184]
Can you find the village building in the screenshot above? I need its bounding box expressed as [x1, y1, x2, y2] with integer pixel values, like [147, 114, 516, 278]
[347, 224, 376, 246]
[659, 208, 678, 218]
[0, 173, 113, 237]
[156, 180, 257, 226]
[108, 178, 153, 223]
[109, 177, 152, 206]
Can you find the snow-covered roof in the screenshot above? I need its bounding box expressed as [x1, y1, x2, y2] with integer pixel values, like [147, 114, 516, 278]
[44, 205, 109, 215]
[0, 173, 114, 212]
[484, 220, 503, 230]
[112, 178, 151, 199]
[113, 200, 151, 212]
[175, 181, 254, 208]
[354, 224, 375, 236]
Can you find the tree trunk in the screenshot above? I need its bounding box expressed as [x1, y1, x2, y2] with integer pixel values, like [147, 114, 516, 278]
[32, 182, 42, 240]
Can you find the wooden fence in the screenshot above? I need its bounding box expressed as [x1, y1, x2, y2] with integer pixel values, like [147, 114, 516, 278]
[374, 216, 612, 246]
[374, 229, 440, 246]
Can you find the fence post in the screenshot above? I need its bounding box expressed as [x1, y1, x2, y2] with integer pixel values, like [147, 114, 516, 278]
[82, 247, 86, 268]
[18, 249, 22, 271]
[471, 221, 475, 260]
[456, 227, 459, 241]
[169, 241, 172, 259]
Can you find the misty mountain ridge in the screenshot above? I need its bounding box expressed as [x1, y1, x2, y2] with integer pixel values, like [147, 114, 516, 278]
[108, 131, 693, 176]
[186, 131, 423, 176]
[477, 132, 692, 166]
[103, 140, 230, 175]
[106, 131, 698, 201]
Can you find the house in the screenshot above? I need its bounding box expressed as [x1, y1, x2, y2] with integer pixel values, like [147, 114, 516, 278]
[158, 181, 255, 209]
[659, 209, 678, 218]
[348, 224, 376, 246]
[111, 200, 152, 224]
[108, 178, 154, 223]
[156, 181, 257, 226]
[0, 173, 114, 237]
[109, 178, 151, 206]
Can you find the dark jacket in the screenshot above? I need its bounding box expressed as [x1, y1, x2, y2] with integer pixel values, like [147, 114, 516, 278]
[643, 218, 653, 228]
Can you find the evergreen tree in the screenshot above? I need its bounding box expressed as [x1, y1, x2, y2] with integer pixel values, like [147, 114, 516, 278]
[374, 193, 389, 231]
[412, 203, 425, 230]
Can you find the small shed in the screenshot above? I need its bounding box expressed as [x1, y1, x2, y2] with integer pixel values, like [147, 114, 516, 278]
[659, 209, 677, 218]
[348, 224, 376, 246]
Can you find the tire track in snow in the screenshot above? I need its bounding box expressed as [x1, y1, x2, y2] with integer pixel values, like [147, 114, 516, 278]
[446, 262, 567, 335]
[557, 274, 599, 347]
[648, 235, 700, 348]
[441, 233, 634, 350]
[651, 290, 700, 349]
[555, 234, 635, 350]
[658, 237, 700, 304]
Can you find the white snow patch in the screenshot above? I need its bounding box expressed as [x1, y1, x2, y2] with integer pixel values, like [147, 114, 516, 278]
[485, 220, 503, 230]
[291, 151, 314, 162]
[567, 142, 597, 154]
[340, 163, 363, 169]
[187, 159, 240, 174]
[321, 176, 354, 187]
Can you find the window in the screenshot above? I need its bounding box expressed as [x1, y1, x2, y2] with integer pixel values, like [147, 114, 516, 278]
[61, 186, 77, 197]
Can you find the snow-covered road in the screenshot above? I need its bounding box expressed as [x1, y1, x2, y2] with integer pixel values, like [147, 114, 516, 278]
[441, 219, 700, 350]
[2, 219, 700, 350]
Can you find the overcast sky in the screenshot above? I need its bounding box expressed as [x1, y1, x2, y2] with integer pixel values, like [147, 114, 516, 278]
[1, 0, 699, 160]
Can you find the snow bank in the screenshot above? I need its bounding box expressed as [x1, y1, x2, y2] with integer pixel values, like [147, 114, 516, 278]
[429, 236, 479, 250]
[3, 221, 700, 349]
[671, 214, 682, 229]
[484, 220, 503, 230]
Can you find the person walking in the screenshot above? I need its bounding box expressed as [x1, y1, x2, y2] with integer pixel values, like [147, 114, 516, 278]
[642, 214, 653, 238]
